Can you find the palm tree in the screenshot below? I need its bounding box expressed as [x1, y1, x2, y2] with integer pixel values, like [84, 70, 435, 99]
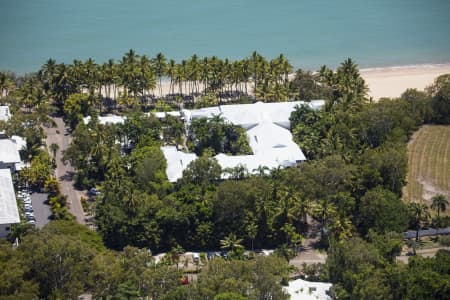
[166, 59, 177, 95]
[431, 194, 448, 217]
[200, 57, 210, 94]
[312, 199, 337, 241]
[246, 222, 257, 251]
[250, 51, 261, 97]
[188, 54, 200, 94]
[153, 52, 167, 97]
[220, 233, 244, 253]
[138, 55, 156, 97]
[83, 58, 99, 96]
[100, 59, 118, 101]
[408, 202, 430, 241]
[49, 143, 59, 160]
[39, 58, 57, 95]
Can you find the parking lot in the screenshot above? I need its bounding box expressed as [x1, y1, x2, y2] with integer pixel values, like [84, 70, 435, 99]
[17, 189, 51, 228]
[31, 192, 51, 228]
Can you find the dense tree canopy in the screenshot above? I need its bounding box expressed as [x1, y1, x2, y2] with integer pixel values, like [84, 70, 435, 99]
[2, 53, 450, 299]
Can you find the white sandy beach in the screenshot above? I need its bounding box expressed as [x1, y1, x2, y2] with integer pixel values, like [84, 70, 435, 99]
[361, 64, 450, 100]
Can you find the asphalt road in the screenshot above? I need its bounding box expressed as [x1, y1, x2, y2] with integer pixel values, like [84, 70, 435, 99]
[30, 192, 51, 228]
[44, 117, 86, 224]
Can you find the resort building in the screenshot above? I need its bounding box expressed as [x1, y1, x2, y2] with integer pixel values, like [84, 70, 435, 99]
[0, 168, 20, 238]
[0, 138, 22, 172]
[283, 278, 332, 300]
[162, 100, 324, 182]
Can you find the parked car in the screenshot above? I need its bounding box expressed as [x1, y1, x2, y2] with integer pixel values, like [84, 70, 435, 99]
[89, 187, 100, 196]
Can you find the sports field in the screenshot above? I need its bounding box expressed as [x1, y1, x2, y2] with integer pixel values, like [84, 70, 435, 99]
[403, 125, 450, 213]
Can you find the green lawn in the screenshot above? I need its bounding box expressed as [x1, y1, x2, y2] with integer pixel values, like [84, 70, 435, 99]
[403, 125, 450, 214]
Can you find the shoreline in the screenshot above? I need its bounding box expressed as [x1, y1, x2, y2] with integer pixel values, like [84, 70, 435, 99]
[360, 63, 450, 100]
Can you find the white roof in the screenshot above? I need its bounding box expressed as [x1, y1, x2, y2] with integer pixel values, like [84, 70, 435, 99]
[151, 111, 181, 119]
[184, 100, 324, 130]
[161, 146, 198, 182]
[0, 106, 11, 122]
[10, 135, 26, 152]
[83, 115, 126, 125]
[283, 279, 332, 300]
[0, 139, 21, 164]
[163, 101, 322, 182]
[0, 169, 20, 225]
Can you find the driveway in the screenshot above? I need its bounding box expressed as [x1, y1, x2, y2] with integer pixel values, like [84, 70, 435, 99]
[30, 192, 51, 228]
[44, 117, 86, 224]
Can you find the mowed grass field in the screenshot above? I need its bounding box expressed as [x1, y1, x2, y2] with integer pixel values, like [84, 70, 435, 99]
[403, 125, 450, 214]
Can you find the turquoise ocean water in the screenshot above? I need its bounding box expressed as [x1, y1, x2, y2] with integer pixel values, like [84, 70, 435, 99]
[1, 0, 450, 74]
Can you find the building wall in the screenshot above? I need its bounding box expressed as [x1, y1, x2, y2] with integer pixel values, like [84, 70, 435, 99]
[0, 223, 13, 238]
[0, 163, 15, 172]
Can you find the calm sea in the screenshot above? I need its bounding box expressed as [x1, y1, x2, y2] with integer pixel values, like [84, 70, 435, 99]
[1, 0, 450, 74]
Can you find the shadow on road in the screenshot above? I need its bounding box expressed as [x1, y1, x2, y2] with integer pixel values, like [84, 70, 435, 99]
[59, 171, 75, 182]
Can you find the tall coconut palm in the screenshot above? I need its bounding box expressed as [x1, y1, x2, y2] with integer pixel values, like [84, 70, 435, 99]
[166, 59, 177, 95]
[431, 194, 448, 217]
[153, 52, 167, 97]
[83, 58, 99, 96]
[188, 54, 200, 92]
[250, 51, 262, 97]
[200, 57, 210, 94]
[101, 59, 118, 100]
[138, 55, 156, 96]
[408, 202, 430, 241]
[39, 58, 57, 95]
[179, 60, 188, 95]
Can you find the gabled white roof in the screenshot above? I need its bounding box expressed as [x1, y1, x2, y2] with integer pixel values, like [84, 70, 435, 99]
[161, 146, 198, 182]
[0, 106, 11, 122]
[162, 101, 324, 182]
[0, 169, 20, 225]
[284, 279, 332, 300]
[0, 139, 21, 164]
[184, 100, 324, 129]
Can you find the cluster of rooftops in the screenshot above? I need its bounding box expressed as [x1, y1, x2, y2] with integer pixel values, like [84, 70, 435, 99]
[84, 100, 325, 182]
[0, 106, 22, 235]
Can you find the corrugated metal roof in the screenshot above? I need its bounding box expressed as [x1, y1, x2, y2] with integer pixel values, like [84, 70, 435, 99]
[0, 169, 20, 225]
